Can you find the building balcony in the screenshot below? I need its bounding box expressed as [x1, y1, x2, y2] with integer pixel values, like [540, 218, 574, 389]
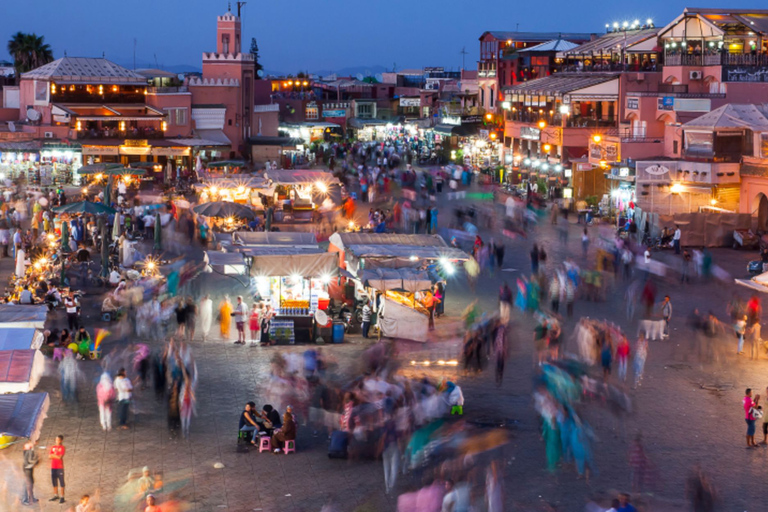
[146, 86, 189, 94]
[75, 128, 165, 140]
[664, 51, 768, 68]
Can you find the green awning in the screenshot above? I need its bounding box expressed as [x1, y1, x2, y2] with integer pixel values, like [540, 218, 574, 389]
[207, 160, 246, 169]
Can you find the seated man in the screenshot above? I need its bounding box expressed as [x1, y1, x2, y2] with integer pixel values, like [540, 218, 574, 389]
[256, 404, 282, 437]
[271, 407, 296, 453]
[238, 402, 261, 443]
[19, 286, 34, 304]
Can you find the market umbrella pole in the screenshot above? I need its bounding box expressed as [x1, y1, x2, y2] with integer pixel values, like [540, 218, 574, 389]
[100, 218, 109, 278]
[61, 221, 69, 253]
[104, 175, 113, 207]
[153, 213, 162, 253]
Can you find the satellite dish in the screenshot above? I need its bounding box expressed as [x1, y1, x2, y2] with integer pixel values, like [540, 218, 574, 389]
[257, 69, 264, 78]
[375, 73, 384, 83]
[26, 108, 41, 122]
[7, 122, 15, 133]
[356, 73, 364, 81]
[314, 309, 329, 326]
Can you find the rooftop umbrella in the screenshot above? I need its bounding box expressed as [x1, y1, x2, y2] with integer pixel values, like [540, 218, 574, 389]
[100, 218, 109, 278]
[153, 213, 162, 252]
[192, 201, 257, 220]
[53, 201, 116, 215]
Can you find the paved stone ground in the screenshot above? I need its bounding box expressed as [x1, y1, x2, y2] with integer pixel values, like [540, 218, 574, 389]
[3, 182, 768, 511]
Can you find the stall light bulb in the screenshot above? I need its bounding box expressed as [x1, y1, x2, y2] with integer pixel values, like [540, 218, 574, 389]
[315, 181, 328, 193]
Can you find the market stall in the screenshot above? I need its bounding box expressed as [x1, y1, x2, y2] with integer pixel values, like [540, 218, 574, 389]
[264, 169, 341, 222]
[0, 392, 50, 444]
[0, 350, 45, 394]
[328, 233, 469, 342]
[194, 176, 274, 210]
[245, 246, 337, 343]
[360, 268, 434, 342]
[193, 201, 258, 233]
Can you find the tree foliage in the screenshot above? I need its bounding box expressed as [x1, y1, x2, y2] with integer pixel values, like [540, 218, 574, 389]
[7, 32, 54, 80]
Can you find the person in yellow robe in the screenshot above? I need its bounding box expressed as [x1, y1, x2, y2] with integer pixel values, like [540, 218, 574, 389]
[219, 296, 233, 339]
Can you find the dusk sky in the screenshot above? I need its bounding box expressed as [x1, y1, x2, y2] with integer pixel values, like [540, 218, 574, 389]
[2, 0, 762, 74]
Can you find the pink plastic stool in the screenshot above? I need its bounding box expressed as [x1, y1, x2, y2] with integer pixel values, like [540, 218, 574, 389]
[284, 440, 295, 455]
[53, 348, 65, 362]
[258, 435, 271, 453]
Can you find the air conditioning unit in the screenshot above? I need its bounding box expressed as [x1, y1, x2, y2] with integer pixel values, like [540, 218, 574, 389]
[44, 132, 54, 138]
[689, 70, 703, 80]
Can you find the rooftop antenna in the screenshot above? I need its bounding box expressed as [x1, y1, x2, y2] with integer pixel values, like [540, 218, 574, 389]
[516, 23, 520, 32]
[154, 53, 159, 69]
[236, 1, 246, 17]
[459, 47, 468, 71]
[102, 51, 105, 58]
[228, 1, 231, 12]
[133, 38, 137, 70]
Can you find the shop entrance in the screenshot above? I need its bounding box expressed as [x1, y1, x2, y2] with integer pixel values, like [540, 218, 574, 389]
[757, 193, 768, 233]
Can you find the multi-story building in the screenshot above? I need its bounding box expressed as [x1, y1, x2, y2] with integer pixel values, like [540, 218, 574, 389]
[0, 8, 259, 183]
[477, 31, 595, 113]
[500, 8, 768, 209]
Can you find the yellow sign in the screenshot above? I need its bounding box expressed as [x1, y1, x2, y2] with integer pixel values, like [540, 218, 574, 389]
[123, 139, 149, 147]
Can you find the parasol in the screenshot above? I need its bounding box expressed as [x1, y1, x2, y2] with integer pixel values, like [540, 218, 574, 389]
[153, 213, 162, 252]
[192, 201, 257, 220]
[112, 211, 121, 241]
[53, 201, 116, 215]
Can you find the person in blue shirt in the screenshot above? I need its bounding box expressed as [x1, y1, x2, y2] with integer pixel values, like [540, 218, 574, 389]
[617, 493, 637, 512]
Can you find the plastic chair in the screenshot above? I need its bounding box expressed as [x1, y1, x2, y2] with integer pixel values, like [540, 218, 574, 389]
[284, 440, 295, 455]
[258, 435, 271, 453]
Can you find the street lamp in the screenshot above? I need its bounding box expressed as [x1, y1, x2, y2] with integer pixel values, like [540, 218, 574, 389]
[538, 120, 547, 129]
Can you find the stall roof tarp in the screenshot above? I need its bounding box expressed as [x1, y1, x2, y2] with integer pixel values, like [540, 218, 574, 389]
[249, 251, 338, 278]
[0, 328, 42, 351]
[329, 233, 449, 252]
[0, 305, 48, 328]
[347, 244, 470, 262]
[265, 169, 341, 185]
[361, 268, 433, 292]
[0, 392, 49, 441]
[232, 231, 318, 247]
[205, 251, 245, 267]
[0, 350, 36, 382]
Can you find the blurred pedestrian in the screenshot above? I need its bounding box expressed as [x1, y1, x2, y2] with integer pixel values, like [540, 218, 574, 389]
[96, 371, 115, 431]
[21, 440, 39, 505]
[200, 294, 212, 341]
[114, 368, 133, 429]
[744, 388, 758, 448]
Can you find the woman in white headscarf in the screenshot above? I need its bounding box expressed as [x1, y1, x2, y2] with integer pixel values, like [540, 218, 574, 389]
[96, 371, 115, 431]
[199, 294, 213, 341]
[14, 246, 25, 278]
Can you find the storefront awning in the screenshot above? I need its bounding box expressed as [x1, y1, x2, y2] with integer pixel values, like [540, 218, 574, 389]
[231, 231, 318, 247]
[348, 118, 388, 129]
[195, 129, 231, 146]
[432, 124, 478, 137]
[503, 74, 618, 99]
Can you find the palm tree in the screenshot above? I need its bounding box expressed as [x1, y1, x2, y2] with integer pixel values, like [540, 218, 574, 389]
[7, 32, 53, 82]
